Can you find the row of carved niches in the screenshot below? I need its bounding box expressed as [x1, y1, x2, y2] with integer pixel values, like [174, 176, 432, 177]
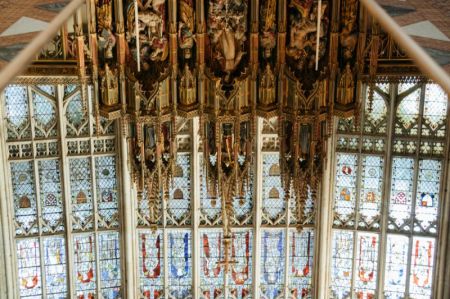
[79, 0, 397, 119]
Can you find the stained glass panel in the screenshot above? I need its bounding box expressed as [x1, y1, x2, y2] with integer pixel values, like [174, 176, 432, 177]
[409, 237, 435, 298]
[330, 230, 353, 299]
[364, 87, 387, 134]
[168, 230, 192, 298]
[95, 156, 119, 228]
[415, 160, 441, 234]
[38, 160, 64, 233]
[422, 84, 447, 138]
[73, 234, 96, 298]
[228, 230, 253, 298]
[11, 161, 38, 235]
[17, 238, 42, 298]
[32, 87, 57, 138]
[359, 156, 383, 229]
[354, 233, 379, 297]
[66, 93, 89, 137]
[4, 85, 31, 140]
[43, 237, 67, 298]
[200, 231, 224, 298]
[396, 85, 421, 136]
[99, 232, 121, 298]
[333, 153, 358, 227]
[70, 158, 93, 230]
[260, 230, 285, 299]
[384, 234, 409, 299]
[388, 157, 414, 232]
[167, 154, 191, 225]
[262, 154, 286, 224]
[139, 230, 164, 298]
[232, 178, 253, 226]
[199, 155, 222, 225]
[288, 230, 314, 298]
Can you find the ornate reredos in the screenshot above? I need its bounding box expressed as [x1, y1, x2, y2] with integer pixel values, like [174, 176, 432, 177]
[26, 0, 421, 122]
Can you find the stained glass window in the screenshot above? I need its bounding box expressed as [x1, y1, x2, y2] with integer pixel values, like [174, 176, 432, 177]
[332, 82, 447, 298]
[289, 229, 314, 298]
[262, 154, 286, 225]
[139, 230, 164, 298]
[200, 230, 224, 297]
[3, 84, 122, 298]
[168, 230, 192, 298]
[260, 230, 285, 299]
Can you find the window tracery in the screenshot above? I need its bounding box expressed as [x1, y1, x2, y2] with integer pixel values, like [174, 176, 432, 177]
[331, 82, 448, 299]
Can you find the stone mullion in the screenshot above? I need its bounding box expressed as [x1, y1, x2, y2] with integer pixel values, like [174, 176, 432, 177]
[375, 83, 395, 297]
[252, 118, 263, 299]
[118, 117, 137, 299]
[57, 84, 76, 298]
[191, 118, 200, 299]
[0, 90, 19, 298]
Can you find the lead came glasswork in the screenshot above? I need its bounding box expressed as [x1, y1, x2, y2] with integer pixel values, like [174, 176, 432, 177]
[359, 156, 383, 229]
[333, 153, 358, 227]
[228, 230, 253, 298]
[70, 158, 94, 231]
[32, 85, 57, 138]
[4, 84, 31, 140]
[422, 84, 447, 138]
[261, 154, 286, 224]
[396, 84, 421, 136]
[95, 156, 119, 229]
[354, 233, 379, 298]
[260, 230, 285, 299]
[99, 232, 121, 298]
[384, 234, 409, 298]
[200, 231, 224, 298]
[17, 238, 42, 298]
[38, 159, 64, 233]
[168, 230, 192, 298]
[409, 237, 435, 298]
[289, 230, 314, 298]
[43, 237, 67, 299]
[139, 230, 164, 298]
[389, 157, 414, 231]
[415, 160, 441, 234]
[73, 234, 96, 298]
[11, 161, 38, 235]
[167, 154, 191, 225]
[330, 231, 353, 299]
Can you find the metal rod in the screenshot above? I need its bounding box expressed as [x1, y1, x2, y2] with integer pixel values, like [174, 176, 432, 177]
[315, 0, 322, 71]
[134, 0, 141, 72]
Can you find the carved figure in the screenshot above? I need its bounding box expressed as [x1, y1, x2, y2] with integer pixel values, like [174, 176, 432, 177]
[287, 0, 328, 71]
[100, 64, 119, 106]
[179, 65, 196, 106]
[127, 0, 168, 71]
[178, 0, 195, 59]
[207, 0, 248, 76]
[96, 0, 116, 59]
[337, 64, 355, 105]
[259, 64, 276, 105]
[260, 0, 277, 58]
[340, 0, 358, 61]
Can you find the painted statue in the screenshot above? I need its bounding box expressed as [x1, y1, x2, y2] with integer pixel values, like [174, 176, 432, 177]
[179, 65, 196, 106]
[260, 0, 277, 59]
[337, 64, 355, 105]
[259, 64, 276, 105]
[127, 0, 168, 71]
[96, 0, 116, 60]
[287, 0, 328, 72]
[178, 0, 195, 59]
[207, 0, 248, 79]
[100, 64, 119, 106]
